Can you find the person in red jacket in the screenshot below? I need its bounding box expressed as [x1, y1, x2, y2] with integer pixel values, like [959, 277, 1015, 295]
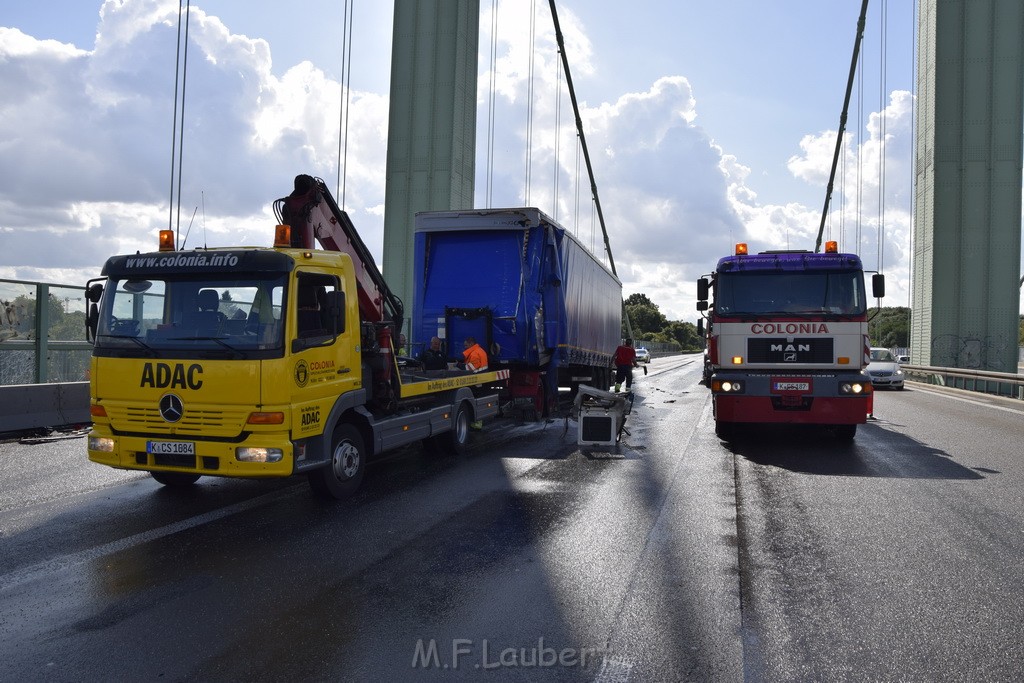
[613, 338, 638, 392]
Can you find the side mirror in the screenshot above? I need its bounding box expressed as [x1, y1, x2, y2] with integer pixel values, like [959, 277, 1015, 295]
[697, 301, 708, 312]
[87, 304, 99, 342]
[872, 273, 885, 299]
[86, 281, 104, 303]
[697, 318, 705, 337]
[85, 278, 105, 342]
[696, 277, 709, 302]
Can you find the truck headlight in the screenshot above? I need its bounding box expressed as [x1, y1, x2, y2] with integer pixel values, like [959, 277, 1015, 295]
[712, 380, 744, 393]
[89, 436, 115, 452]
[235, 447, 284, 463]
[840, 382, 869, 395]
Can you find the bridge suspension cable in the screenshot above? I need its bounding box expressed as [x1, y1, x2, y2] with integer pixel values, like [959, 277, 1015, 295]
[168, 0, 193, 247]
[815, 0, 870, 253]
[485, 0, 499, 208]
[524, 0, 537, 204]
[877, 0, 888, 274]
[547, 0, 631, 337]
[335, 0, 354, 209]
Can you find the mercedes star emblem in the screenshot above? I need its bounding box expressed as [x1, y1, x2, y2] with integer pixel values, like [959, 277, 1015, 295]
[159, 393, 184, 422]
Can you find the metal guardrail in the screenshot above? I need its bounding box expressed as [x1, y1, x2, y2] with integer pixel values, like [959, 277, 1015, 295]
[1, 277, 92, 386]
[901, 364, 1024, 400]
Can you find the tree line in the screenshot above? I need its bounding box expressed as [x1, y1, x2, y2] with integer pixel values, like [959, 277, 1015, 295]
[624, 295, 1024, 353]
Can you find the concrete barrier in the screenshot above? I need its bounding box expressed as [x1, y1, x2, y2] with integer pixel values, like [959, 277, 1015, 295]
[0, 382, 90, 433]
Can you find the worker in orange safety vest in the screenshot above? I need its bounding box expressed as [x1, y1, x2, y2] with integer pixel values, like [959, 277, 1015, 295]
[461, 336, 489, 372]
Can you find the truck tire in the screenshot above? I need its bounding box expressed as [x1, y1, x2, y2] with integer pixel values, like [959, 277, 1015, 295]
[531, 385, 549, 421]
[833, 424, 857, 441]
[714, 420, 734, 441]
[308, 423, 366, 499]
[443, 402, 472, 455]
[423, 402, 472, 456]
[150, 471, 201, 487]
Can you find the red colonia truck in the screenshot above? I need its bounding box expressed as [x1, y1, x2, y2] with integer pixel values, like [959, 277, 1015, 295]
[696, 241, 885, 440]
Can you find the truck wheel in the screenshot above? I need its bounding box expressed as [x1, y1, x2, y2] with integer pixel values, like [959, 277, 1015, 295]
[531, 386, 549, 420]
[834, 424, 857, 441]
[441, 402, 472, 455]
[714, 420, 734, 441]
[308, 423, 365, 499]
[150, 471, 201, 487]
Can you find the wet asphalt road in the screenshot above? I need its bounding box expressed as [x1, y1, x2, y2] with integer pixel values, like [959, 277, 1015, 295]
[1, 355, 1023, 681]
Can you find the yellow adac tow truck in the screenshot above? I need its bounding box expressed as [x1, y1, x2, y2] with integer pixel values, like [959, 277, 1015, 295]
[86, 175, 507, 498]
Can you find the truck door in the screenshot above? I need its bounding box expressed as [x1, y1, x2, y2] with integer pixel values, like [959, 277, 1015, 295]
[289, 270, 357, 441]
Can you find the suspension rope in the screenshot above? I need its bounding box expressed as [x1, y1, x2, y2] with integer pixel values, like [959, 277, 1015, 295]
[168, 0, 184, 237]
[814, 0, 869, 252]
[552, 57, 562, 220]
[166, 0, 192, 245]
[336, 0, 354, 209]
[175, 0, 193, 246]
[574, 136, 581, 234]
[840, 132, 846, 249]
[524, 0, 536, 203]
[877, 0, 888, 273]
[856, 47, 864, 255]
[546, 0, 618, 278]
[485, 0, 499, 208]
[908, 0, 917, 310]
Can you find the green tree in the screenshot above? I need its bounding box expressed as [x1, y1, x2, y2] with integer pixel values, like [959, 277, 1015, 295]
[868, 306, 910, 348]
[624, 293, 655, 308]
[623, 293, 667, 338]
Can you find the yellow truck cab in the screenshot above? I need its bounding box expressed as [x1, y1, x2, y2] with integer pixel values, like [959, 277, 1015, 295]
[87, 177, 506, 499]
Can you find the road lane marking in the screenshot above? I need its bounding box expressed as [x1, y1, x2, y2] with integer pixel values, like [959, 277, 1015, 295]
[910, 384, 1024, 415]
[0, 485, 301, 593]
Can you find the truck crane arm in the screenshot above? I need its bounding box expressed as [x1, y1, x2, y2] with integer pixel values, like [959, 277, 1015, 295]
[274, 174, 404, 330]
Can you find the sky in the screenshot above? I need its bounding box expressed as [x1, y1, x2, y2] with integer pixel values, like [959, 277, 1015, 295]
[0, 0, 928, 322]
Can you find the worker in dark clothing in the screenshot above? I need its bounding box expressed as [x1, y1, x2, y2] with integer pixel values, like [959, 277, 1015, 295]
[613, 338, 638, 392]
[419, 336, 447, 371]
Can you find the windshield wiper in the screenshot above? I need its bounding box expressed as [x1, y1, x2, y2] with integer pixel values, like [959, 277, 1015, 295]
[169, 336, 247, 358]
[97, 334, 157, 356]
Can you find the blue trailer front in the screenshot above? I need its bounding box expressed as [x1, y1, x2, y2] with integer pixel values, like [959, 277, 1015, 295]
[413, 208, 621, 413]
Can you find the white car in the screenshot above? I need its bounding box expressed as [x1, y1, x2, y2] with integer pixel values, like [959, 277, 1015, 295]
[866, 347, 905, 390]
[634, 346, 651, 363]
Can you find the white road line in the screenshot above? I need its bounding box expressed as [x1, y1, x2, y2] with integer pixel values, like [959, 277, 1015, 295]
[0, 485, 301, 593]
[593, 656, 634, 682]
[908, 384, 1024, 415]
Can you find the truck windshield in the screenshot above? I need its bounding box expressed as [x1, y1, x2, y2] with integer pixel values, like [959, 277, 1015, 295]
[716, 270, 865, 316]
[93, 274, 286, 359]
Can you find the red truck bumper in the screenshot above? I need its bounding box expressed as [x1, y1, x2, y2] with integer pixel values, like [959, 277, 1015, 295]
[714, 394, 869, 425]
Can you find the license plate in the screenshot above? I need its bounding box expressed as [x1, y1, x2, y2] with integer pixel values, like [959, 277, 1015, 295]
[147, 440, 195, 455]
[774, 381, 810, 391]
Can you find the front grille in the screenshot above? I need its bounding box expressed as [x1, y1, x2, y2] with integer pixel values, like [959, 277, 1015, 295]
[748, 338, 834, 364]
[108, 406, 249, 434]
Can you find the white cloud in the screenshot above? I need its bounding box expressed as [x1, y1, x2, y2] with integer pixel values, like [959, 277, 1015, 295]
[0, 0, 390, 285]
[0, 0, 924, 322]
